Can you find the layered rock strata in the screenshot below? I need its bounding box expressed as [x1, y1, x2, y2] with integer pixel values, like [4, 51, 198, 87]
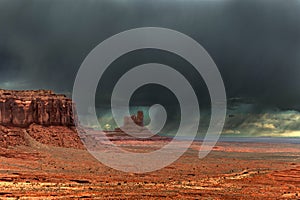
[0, 89, 74, 127]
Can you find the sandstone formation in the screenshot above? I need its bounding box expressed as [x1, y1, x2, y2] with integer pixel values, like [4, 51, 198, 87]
[113, 110, 148, 134]
[132, 110, 144, 127]
[0, 89, 74, 127]
[123, 110, 144, 127]
[104, 110, 161, 140]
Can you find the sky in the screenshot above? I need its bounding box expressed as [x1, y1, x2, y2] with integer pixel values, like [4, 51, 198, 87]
[0, 0, 300, 137]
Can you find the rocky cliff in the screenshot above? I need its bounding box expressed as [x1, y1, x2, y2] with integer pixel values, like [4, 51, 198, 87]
[0, 89, 74, 127]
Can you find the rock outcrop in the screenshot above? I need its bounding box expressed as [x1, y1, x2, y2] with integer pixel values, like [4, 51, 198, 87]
[124, 111, 144, 127]
[110, 111, 156, 138]
[112, 111, 145, 133]
[0, 89, 74, 127]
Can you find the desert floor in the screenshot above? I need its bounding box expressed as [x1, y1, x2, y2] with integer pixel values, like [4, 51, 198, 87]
[0, 136, 300, 199]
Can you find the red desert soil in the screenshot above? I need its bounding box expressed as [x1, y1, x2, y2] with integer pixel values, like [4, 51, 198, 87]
[0, 127, 300, 199]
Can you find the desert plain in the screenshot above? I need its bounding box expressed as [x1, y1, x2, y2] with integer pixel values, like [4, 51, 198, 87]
[0, 125, 299, 199]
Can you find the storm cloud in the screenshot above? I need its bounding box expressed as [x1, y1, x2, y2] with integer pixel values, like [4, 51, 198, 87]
[0, 0, 300, 136]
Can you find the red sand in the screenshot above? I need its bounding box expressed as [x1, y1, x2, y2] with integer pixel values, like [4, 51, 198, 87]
[0, 130, 300, 199]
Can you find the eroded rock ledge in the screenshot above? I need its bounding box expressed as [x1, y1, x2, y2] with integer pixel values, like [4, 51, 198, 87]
[0, 89, 74, 127]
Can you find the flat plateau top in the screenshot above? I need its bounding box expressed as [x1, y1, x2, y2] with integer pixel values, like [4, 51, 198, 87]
[0, 89, 68, 100]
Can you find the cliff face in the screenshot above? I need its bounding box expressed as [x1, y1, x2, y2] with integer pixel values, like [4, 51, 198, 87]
[0, 89, 74, 127]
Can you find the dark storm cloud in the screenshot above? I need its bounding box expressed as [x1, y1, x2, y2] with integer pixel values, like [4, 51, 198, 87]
[0, 0, 300, 111]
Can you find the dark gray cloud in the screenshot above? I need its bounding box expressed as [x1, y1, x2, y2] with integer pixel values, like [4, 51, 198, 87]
[0, 0, 300, 112]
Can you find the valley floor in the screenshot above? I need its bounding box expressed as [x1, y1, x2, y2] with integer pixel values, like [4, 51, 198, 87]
[0, 136, 300, 199]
